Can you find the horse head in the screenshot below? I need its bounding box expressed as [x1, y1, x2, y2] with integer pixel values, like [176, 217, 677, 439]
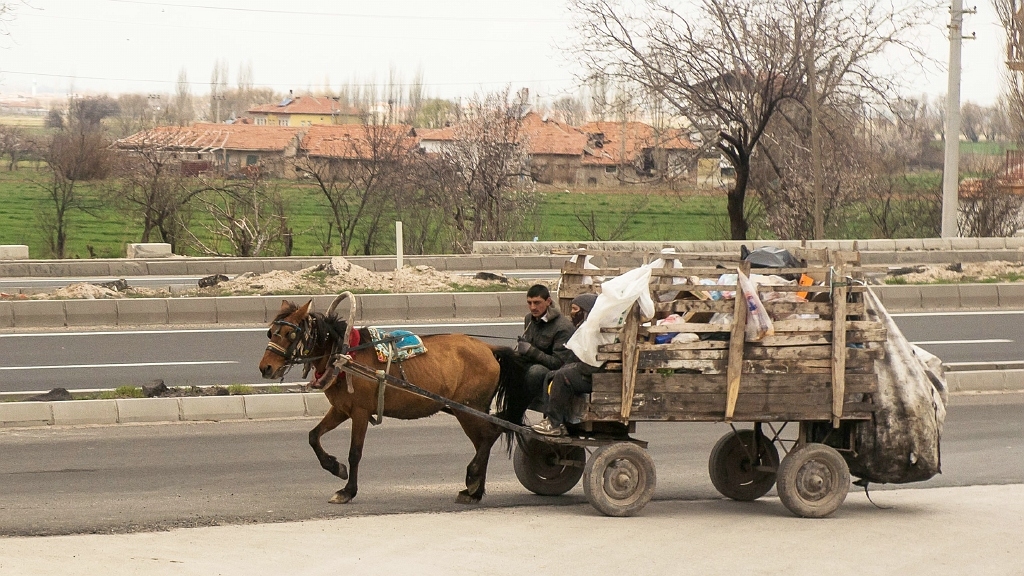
[259, 299, 314, 379]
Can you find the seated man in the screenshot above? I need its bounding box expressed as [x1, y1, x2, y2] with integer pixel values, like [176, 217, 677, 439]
[516, 284, 576, 405]
[531, 293, 599, 437]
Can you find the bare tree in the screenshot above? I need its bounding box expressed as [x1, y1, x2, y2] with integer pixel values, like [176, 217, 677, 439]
[169, 68, 195, 126]
[419, 88, 538, 252]
[37, 98, 114, 258]
[570, 0, 937, 240]
[295, 120, 415, 255]
[0, 124, 24, 170]
[182, 169, 289, 257]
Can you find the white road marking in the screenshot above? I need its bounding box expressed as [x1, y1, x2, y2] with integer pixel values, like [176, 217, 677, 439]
[0, 321, 520, 338]
[911, 339, 1013, 345]
[891, 310, 1024, 317]
[0, 361, 238, 371]
[945, 361, 1024, 368]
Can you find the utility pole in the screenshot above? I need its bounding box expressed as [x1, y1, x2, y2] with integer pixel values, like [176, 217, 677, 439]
[941, 0, 975, 237]
[807, 34, 823, 240]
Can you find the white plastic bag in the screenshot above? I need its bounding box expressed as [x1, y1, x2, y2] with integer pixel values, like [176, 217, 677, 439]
[650, 248, 685, 302]
[566, 264, 656, 367]
[568, 253, 602, 285]
[737, 270, 774, 342]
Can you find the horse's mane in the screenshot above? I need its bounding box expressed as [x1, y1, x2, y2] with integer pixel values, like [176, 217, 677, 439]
[273, 301, 348, 344]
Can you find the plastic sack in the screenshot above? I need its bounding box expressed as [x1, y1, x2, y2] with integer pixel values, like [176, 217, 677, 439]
[568, 253, 602, 285]
[737, 270, 774, 342]
[846, 290, 946, 484]
[566, 264, 656, 367]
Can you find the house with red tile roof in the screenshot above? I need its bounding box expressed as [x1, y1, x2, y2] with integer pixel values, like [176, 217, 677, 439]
[518, 112, 588, 185]
[299, 124, 418, 162]
[247, 93, 364, 127]
[115, 123, 304, 177]
[578, 121, 697, 186]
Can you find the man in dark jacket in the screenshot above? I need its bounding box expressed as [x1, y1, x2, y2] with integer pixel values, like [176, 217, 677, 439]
[516, 284, 576, 404]
[532, 293, 600, 437]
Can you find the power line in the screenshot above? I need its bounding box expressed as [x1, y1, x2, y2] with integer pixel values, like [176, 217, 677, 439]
[105, 0, 566, 24]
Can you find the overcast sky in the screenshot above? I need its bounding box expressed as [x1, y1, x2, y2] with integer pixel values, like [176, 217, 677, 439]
[0, 0, 1011, 107]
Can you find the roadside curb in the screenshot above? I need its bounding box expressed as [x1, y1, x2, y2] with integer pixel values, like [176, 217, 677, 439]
[0, 284, 1018, 329]
[0, 373, 1018, 428]
[0, 392, 330, 427]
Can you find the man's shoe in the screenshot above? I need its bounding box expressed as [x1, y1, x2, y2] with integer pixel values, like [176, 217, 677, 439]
[531, 418, 567, 437]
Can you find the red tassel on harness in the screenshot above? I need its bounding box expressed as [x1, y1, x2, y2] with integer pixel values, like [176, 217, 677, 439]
[349, 330, 360, 348]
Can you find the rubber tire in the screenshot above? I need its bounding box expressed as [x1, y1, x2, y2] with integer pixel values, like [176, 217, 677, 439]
[583, 442, 657, 517]
[513, 439, 586, 496]
[776, 442, 850, 518]
[708, 429, 780, 501]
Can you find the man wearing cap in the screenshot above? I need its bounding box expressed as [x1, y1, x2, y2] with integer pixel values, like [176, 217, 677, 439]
[516, 284, 577, 404]
[531, 292, 600, 437]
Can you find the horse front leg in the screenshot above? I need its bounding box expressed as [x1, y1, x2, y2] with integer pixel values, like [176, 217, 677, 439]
[454, 414, 503, 504]
[309, 406, 350, 479]
[329, 407, 369, 504]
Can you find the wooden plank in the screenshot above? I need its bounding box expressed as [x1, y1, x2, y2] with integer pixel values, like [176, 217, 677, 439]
[587, 394, 876, 422]
[591, 371, 878, 395]
[598, 340, 730, 353]
[725, 265, 749, 420]
[643, 318, 881, 334]
[619, 303, 641, 421]
[831, 265, 849, 427]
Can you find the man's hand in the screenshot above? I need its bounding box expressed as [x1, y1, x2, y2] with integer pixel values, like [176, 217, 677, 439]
[516, 338, 534, 356]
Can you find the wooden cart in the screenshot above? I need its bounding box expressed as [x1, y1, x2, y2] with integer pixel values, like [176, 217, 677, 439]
[512, 247, 886, 518]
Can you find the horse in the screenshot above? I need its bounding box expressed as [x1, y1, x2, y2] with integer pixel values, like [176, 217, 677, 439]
[257, 297, 534, 505]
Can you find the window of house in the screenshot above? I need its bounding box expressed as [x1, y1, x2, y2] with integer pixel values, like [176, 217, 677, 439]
[605, 165, 617, 173]
[587, 177, 598, 186]
[279, 118, 289, 126]
[255, 117, 266, 126]
[246, 154, 258, 166]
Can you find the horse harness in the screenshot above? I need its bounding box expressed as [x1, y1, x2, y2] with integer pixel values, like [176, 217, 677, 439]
[265, 314, 409, 425]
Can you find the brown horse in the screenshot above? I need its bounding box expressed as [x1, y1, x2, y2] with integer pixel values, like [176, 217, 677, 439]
[257, 299, 532, 504]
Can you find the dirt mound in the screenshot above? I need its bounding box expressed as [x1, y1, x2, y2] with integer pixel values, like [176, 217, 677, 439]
[893, 262, 1024, 284]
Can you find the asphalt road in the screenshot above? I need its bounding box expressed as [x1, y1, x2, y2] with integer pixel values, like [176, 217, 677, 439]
[1, 311, 1022, 393]
[0, 394, 1020, 536]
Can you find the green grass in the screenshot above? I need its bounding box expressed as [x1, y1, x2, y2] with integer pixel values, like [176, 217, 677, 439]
[96, 386, 144, 399]
[227, 384, 254, 395]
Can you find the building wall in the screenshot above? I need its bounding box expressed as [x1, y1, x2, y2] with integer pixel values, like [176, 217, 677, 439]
[529, 154, 582, 185]
[252, 112, 364, 127]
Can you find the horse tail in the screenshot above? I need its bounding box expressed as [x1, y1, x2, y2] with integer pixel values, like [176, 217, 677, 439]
[491, 346, 533, 456]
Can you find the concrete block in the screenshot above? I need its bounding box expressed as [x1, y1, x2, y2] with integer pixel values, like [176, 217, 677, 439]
[167, 297, 218, 324]
[308, 295, 341, 318]
[70, 262, 114, 277]
[920, 285, 961, 310]
[479, 255, 517, 270]
[0, 262, 31, 276]
[945, 370, 1023, 393]
[976, 237, 1007, 250]
[190, 260, 228, 275]
[216, 296, 268, 324]
[264, 259, 304, 272]
[514, 255, 551, 270]
[11, 300, 66, 328]
[303, 393, 331, 417]
[957, 284, 999, 309]
[893, 239, 926, 250]
[860, 239, 897, 251]
[997, 284, 1024, 308]
[0, 245, 29, 259]
[116, 298, 168, 325]
[0, 301, 13, 328]
[243, 394, 307, 419]
[875, 285, 922, 311]
[1005, 237, 1024, 249]
[180, 395, 246, 421]
[691, 241, 725, 252]
[407, 257, 446, 271]
[108, 261, 147, 277]
[949, 238, 980, 250]
[145, 260, 190, 275]
[361, 258, 392, 272]
[406, 293, 455, 320]
[0, 402, 53, 427]
[126, 243, 172, 258]
[359, 294, 408, 322]
[453, 293, 501, 320]
[920, 237, 948, 250]
[497, 292, 528, 319]
[52, 399, 118, 426]
[116, 397, 181, 423]
[64, 299, 119, 327]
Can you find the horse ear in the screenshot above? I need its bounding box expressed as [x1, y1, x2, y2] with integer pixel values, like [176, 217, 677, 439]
[278, 300, 292, 313]
[297, 299, 313, 317]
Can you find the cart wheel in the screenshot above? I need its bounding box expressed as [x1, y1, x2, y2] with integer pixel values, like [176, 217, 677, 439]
[513, 438, 586, 496]
[583, 442, 656, 517]
[708, 429, 779, 501]
[776, 442, 850, 518]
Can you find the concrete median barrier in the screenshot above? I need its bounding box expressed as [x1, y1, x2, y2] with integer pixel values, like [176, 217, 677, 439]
[52, 399, 118, 426]
[920, 285, 960, 310]
[0, 402, 53, 427]
[167, 297, 218, 324]
[407, 293, 455, 320]
[243, 394, 307, 419]
[145, 260, 190, 276]
[108, 261, 148, 277]
[358, 294, 408, 322]
[0, 301, 13, 328]
[116, 298, 169, 325]
[997, 284, 1024, 308]
[216, 297, 268, 324]
[958, 284, 999, 309]
[453, 293, 501, 320]
[303, 393, 330, 417]
[180, 396, 246, 421]
[11, 300, 66, 328]
[116, 397, 181, 423]
[65, 299, 119, 327]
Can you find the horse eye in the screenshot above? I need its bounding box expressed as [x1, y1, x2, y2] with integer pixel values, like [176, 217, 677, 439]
[266, 329, 272, 339]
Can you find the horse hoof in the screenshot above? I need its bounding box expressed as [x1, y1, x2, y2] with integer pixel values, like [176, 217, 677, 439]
[456, 490, 481, 505]
[333, 461, 348, 480]
[329, 491, 354, 504]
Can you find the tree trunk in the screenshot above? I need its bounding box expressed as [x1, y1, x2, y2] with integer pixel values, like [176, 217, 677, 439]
[727, 156, 751, 240]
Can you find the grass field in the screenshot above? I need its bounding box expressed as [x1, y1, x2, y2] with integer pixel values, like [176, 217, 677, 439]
[0, 169, 736, 258]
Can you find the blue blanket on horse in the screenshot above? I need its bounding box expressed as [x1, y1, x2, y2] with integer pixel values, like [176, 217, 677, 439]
[366, 327, 427, 363]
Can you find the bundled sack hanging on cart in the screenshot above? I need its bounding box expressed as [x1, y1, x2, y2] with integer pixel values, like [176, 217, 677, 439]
[566, 264, 656, 367]
[847, 290, 948, 484]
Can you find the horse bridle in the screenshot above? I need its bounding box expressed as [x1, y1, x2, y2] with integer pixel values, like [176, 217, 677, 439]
[265, 317, 320, 366]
